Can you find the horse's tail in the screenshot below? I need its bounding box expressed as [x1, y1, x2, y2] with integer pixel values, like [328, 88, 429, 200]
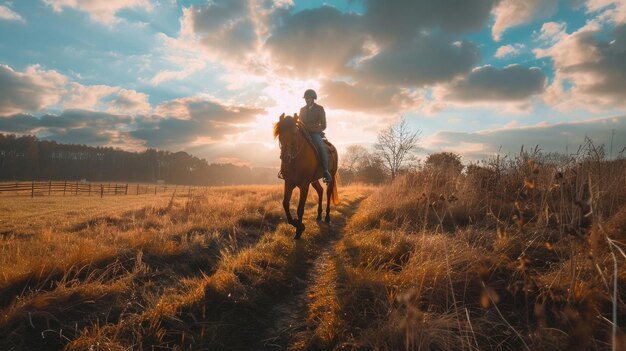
[331, 170, 340, 205]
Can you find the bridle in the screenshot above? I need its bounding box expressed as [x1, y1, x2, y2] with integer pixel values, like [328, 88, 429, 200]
[279, 129, 304, 165]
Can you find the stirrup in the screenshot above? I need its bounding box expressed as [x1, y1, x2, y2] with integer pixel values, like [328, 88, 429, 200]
[323, 171, 332, 183]
[277, 170, 284, 179]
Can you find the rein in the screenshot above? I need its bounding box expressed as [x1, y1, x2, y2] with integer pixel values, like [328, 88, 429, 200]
[279, 128, 305, 165]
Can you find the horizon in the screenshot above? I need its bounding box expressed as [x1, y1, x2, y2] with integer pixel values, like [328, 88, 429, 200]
[1, 0, 625, 168]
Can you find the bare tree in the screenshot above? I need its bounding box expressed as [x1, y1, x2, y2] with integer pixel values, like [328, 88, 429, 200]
[341, 145, 370, 173]
[339, 144, 387, 184]
[374, 118, 421, 180]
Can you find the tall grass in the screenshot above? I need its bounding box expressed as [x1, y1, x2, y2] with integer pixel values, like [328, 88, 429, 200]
[295, 144, 626, 350]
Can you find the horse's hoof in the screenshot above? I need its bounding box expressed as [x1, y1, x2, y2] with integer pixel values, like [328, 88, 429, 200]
[324, 216, 330, 224]
[316, 215, 322, 222]
[294, 221, 305, 239]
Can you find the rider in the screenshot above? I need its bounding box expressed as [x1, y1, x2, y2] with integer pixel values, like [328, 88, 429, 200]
[299, 89, 332, 183]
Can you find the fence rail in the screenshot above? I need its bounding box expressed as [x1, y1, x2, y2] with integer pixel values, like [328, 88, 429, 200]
[0, 181, 197, 197]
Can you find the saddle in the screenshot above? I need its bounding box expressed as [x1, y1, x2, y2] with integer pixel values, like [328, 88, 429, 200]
[297, 123, 336, 162]
[277, 123, 336, 179]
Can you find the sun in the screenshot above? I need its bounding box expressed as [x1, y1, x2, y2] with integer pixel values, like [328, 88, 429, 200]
[258, 78, 321, 127]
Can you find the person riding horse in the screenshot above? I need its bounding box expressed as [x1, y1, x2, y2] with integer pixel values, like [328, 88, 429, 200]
[299, 89, 332, 183]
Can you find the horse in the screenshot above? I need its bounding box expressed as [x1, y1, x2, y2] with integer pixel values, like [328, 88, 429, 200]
[273, 113, 339, 239]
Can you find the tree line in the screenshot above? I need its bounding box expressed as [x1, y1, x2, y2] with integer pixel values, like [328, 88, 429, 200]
[0, 134, 280, 185]
[0, 118, 424, 186]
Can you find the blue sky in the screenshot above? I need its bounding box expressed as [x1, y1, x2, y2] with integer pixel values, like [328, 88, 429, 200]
[1, 0, 625, 167]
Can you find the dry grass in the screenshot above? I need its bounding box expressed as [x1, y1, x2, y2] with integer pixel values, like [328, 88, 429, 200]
[1, 147, 624, 350]
[290, 150, 626, 351]
[0, 184, 372, 350]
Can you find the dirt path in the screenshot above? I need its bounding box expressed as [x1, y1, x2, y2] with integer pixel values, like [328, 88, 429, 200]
[259, 197, 365, 350]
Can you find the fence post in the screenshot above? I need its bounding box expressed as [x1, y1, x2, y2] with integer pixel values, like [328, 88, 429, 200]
[63, 181, 67, 196]
[31, 181, 34, 198]
[89, 183, 91, 196]
[100, 184, 103, 198]
[48, 181, 51, 195]
[136, 184, 139, 195]
[125, 184, 128, 195]
[154, 186, 157, 195]
[75, 181, 78, 196]
[115, 184, 118, 195]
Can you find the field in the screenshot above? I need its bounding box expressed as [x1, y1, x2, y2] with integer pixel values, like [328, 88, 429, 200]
[1, 153, 625, 350]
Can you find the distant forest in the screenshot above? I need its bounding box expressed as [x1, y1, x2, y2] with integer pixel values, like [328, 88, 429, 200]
[0, 134, 280, 185]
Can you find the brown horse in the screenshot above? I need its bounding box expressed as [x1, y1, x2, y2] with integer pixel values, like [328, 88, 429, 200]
[273, 113, 339, 239]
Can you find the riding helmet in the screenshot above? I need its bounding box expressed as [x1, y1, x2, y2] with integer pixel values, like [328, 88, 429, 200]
[303, 89, 317, 99]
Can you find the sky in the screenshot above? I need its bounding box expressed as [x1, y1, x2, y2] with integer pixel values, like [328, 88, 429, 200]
[0, 0, 625, 167]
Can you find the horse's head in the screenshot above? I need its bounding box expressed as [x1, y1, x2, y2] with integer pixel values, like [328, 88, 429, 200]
[273, 113, 301, 163]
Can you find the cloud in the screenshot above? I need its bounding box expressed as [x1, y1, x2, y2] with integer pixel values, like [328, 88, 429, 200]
[148, 29, 209, 85]
[181, 0, 290, 63]
[0, 64, 68, 116]
[424, 115, 626, 160]
[492, 0, 559, 41]
[0, 4, 25, 22]
[0, 64, 153, 116]
[0, 96, 264, 153]
[150, 0, 292, 87]
[495, 43, 525, 58]
[438, 65, 546, 103]
[355, 34, 480, 86]
[362, 0, 495, 43]
[108, 89, 151, 115]
[150, 62, 206, 85]
[264, 6, 368, 78]
[584, 0, 626, 25]
[320, 80, 423, 113]
[535, 22, 626, 109]
[133, 97, 265, 149]
[63, 83, 119, 110]
[43, 0, 153, 24]
[154, 97, 262, 123]
[190, 1, 257, 58]
[0, 110, 132, 145]
[534, 21, 568, 43]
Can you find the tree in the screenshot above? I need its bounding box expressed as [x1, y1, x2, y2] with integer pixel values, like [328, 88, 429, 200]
[341, 145, 370, 174]
[424, 152, 463, 174]
[374, 118, 421, 180]
[339, 144, 387, 184]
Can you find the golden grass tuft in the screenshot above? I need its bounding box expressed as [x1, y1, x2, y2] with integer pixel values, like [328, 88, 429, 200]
[291, 152, 626, 350]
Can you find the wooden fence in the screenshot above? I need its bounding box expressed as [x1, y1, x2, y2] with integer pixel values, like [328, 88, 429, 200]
[0, 181, 197, 197]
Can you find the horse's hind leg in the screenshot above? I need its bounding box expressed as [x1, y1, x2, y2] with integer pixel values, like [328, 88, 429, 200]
[312, 180, 323, 221]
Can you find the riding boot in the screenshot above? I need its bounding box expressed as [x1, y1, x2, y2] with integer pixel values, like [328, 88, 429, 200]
[322, 160, 332, 183]
[311, 133, 332, 183]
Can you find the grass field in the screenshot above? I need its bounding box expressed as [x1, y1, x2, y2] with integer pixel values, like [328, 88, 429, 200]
[1, 154, 625, 350]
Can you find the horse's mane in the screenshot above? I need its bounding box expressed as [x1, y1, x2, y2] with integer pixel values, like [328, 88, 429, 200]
[273, 115, 297, 140]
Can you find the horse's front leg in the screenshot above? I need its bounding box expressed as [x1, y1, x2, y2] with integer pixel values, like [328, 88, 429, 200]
[282, 182, 296, 226]
[325, 180, 332, 223]
[294, 184, 309, 239]
[312, 180, 323, 221]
